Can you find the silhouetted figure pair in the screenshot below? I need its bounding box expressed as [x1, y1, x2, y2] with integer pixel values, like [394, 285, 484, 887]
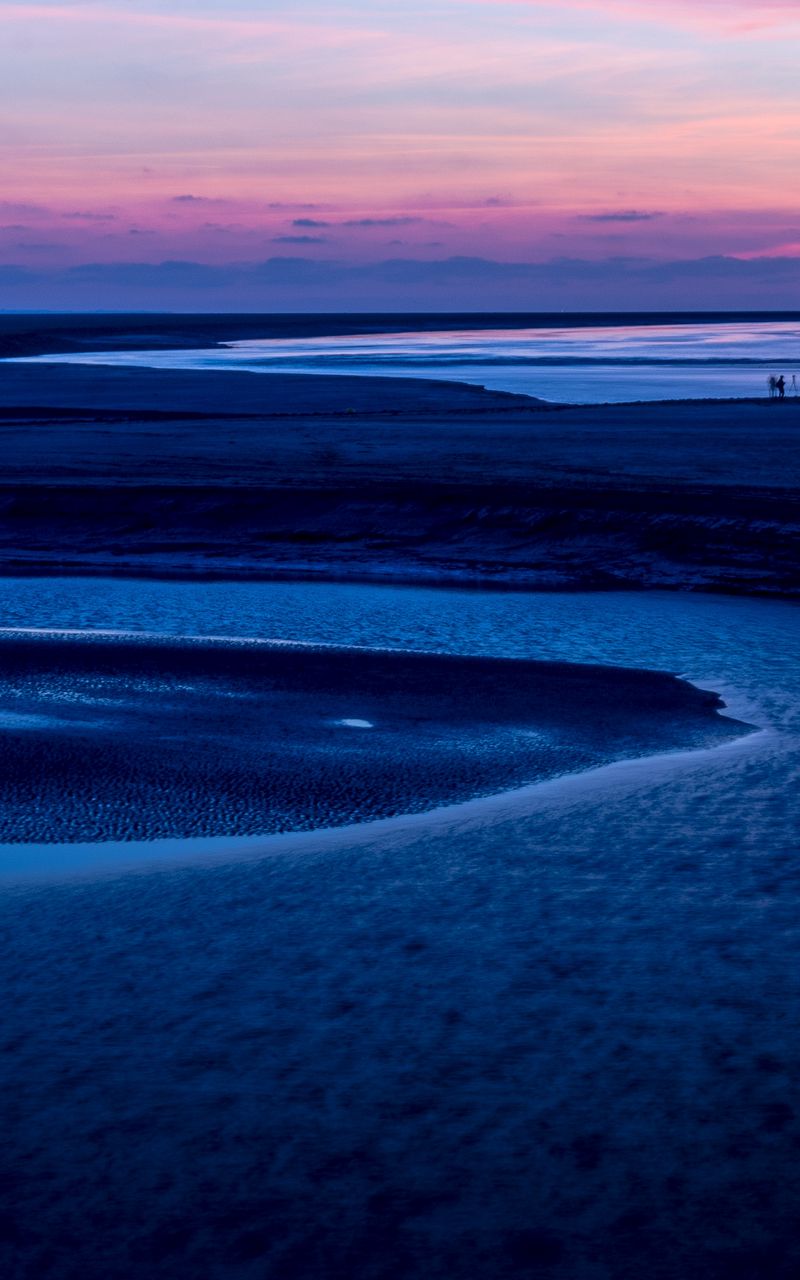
[768, 375, 787, 399]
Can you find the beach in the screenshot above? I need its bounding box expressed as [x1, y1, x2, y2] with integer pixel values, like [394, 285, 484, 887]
[1, 317, 799, 1279]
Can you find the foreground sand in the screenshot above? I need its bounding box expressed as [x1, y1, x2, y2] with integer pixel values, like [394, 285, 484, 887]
[0, 362, 798, 593]
[2, 642, 798, 1279]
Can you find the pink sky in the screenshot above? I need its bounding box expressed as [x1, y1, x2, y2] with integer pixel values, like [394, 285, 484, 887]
[1, 0, 799, 307]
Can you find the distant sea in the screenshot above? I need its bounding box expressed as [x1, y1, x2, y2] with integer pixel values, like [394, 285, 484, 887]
[13, 317, 800, 403]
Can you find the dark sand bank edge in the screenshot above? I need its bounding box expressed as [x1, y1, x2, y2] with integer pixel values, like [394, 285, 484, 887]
[0, 626, 745, 728]
[0, 361, 545, 412]
[0, 481, 796, 597]
[0, 623, 741, 699]
[0, 560, 797, 600]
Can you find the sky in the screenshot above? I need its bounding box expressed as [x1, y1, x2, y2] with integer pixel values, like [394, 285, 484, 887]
[1, 0, 800, 310]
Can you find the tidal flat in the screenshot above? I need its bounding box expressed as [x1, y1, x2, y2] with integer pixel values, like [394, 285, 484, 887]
[0, 626, 745, 858]
[1, 318, 799, 1279]
[0, 359, 798, 594]
[0, 582, 799, 1280]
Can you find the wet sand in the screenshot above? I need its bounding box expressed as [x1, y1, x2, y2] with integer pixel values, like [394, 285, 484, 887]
[2, 674, 798, 1280]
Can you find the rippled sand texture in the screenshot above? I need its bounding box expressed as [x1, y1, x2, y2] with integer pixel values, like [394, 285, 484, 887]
[0, 586, 798, 1279]
[0, 631, 745, 851]
[1, 723, 798, 1280]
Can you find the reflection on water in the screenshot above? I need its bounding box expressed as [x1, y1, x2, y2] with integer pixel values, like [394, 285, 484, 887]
[10, 320, 800, 401]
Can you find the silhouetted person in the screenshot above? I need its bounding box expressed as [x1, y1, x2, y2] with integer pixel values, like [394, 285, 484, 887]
[777, 375, 786, 399]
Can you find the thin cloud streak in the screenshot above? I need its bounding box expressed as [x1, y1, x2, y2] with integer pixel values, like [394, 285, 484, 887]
[483, 0, 800, 27]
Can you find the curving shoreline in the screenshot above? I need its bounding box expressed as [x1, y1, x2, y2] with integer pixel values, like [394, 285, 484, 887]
[0, 627, 749, 858]
[2, 578, 799, 1278]
[0, 715, 767, 883]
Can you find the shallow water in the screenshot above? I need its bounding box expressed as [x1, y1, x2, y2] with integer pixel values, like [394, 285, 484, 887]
[12, 320, 800, 402]
[0, 576, 795, 722]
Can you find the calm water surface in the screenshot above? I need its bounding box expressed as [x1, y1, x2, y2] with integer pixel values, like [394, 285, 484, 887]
[0, 577, 795, 723]
[12, 320, 800, 402]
